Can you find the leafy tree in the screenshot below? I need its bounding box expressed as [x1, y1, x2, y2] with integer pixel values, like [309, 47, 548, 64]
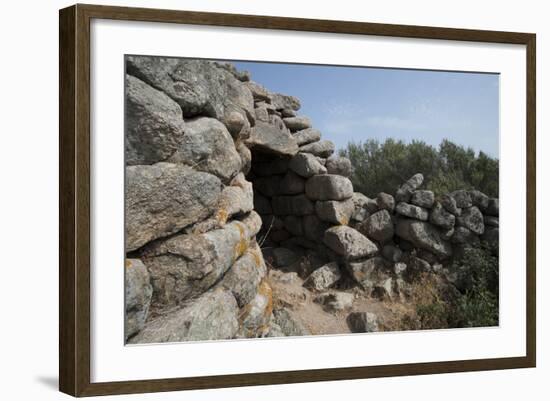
[339, 138, 498, 198]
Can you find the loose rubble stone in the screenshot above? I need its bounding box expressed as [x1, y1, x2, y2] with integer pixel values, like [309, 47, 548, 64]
[315, 292, 354, 311]
[303, 262, 342, 291]
[272, 308, 310, 336]
[395, 202, 429, 221]
[376, 192, 395, 212]
[347, 257, 392, 298]
[323, 226, 378, 260]
[411, 190, 435, 208]
[305, 175, 354, 201]
[347, 312, 379, 333]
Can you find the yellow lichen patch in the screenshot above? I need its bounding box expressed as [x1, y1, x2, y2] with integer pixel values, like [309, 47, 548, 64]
[258, 280, 273, 318]
[248, 246, 263, 268]
[125, 259, 133, 269]
[215, 206, 229, 226]
[233, 223, 249, 261]
[338, 216, 350, 225]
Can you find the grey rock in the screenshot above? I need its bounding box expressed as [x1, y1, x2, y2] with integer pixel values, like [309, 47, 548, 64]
[283, 215, 304, 236]
[288, 152, 327, 178]
[236, 142, 251, 175]
[215, 173, 254, 224]
[299, 140, 335, 158]
[394, 262, 408, 275]
[406, 255, 431, 274]
[223, 110, 248, 139]
[269, 114, 290, 133]
[350, 193, 376, 222]
[281, 108, 297, 117]
[347, 257, 393, 298]
[303, 214, 331, 242]
[324, 226, 378, 260]
[451, 190, 473, 208]
[272, 248, 300, 267]
[218, 244, 267, 307]
[246, 121, 298, 157]
[395, 219, 453, 258]
[272, 194, 314, 215]
[441, 194, 461, 216]
[279, 171, 305, 195]
[470, 190, 490, 212]
[125, 163, 222, 251]
[382, 244, 403, 262]
[292, 128, 321, 146]
[125, 75, 185, 165]
[314, 292, 354, 311]
[376, 192, 395, 212]
[237, 281, 273, 338]
[240, 211, 264, 238]
[254, 106, 269, 123]
[347, 312, 379, 333]
[430, 202, 456, 229]
[325, 156, 352, 177]
[395, 202, 429, 221]
[395, 173, 424, 202]
[315, 198, 355, 225]
[245, 81, 271, 102]
[457, 206, 485, 235]
[360, 209, 394, 243]
[143, 219, 255, 308]
[129, 289, 239, 343]
[305, 174, 354, 201]
[270, 93, 301, 111]
[125, 259, 153, 339]
[484, 215, 499, 227]
[411, 190, 435, 208]
[283, 116, 312, 131]
[168, 117, 241, 184]
[486, 198, 499, 216]
[272, 308, 310, 336]
[451, 226, 479, 244]
[303, 262, 342, 291]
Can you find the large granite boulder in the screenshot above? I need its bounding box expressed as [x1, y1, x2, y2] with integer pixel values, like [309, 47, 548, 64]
[125, 163, 222, 251]
[395, 219, 453, 258]
[325, 156, 352, 177]
[128, 289, 239, 343]
[288, 152, 327, 177]
[323, 226, 378, 260]
[315, 199, 355, 225]
[360, 209, 394, 242]
[305, 175, 354, 201]
[125, 74, 185, 165]
[246, 121, 299, 156]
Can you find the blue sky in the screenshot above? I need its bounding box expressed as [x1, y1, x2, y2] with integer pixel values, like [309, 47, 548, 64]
[233, 61, 499, 158]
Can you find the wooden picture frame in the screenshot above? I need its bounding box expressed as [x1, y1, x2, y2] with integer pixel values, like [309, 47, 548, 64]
[59, 3, 536, 397]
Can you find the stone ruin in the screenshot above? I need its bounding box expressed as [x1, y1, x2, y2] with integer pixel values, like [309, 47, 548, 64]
[124, 56, 499, 343]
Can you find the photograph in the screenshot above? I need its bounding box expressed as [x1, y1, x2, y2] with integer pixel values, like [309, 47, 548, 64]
[124, 55, 500, 344]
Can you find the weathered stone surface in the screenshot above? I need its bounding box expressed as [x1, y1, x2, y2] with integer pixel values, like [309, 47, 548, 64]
[255, 106, 269, 122]
[395, 219, 453, 258]
[218, 244, 266, 307]
[299, 140, 335, 158]
[395, 202, 429, 221]
[395, 173, 424, 202]
[236, 142, 251, 175]
[292, 128, 321, 146]
[441, 194, 461, 216]
[315, 198, 355, 225]
[394, 262, 408, 276]
[347, 257, 392, 298]
[288, 152, 327, 177]
[347, 312, 379, 333]
[314, 292, 354, 311]
[125, 259, 153, 339]
[429, 202, 456, 229]
[405, 255, 431, 275]
[303, 214, 331, 242]
[279, 171, 305, 195]
[484, 215, 499, 227]
[125, 74, 185, 165]
[350, 193, 376, 222]
[324, 226, 378, 260]
[214, 61, 251, 82]
[303, 262, 341, 291]
[451, 190, 473, 208]
[223, 111, 247, 138]
[129, 289, 239, 343]
[451, 226, 479, 244]
[305, 175, 354, 201]
[126, 163, 222, 251]
[269, 114, 290, 133]
[245, 81, 270, 102]
[238, 280, 273, 338]
[246, 121, 299, 156]
[411, 190, 435, 208]
[382, 244, 403, 263]
[376, 192, 395, 212]
[283, 116, 312, 131]
[272, 194, 314, 215]
[143, 219, 254, 307]
[168, 117, 241, 183]
[457, 206, 485, 235]
[127, 57, 254, 124]
[325, 157, 352, 177]
[470, 190, 490, 212]
[281, 108, 296, 118]
[272, 308, 310, 336]
[486, 198, 499, 216]
[360, 209, 394, 242]
[270, 93, 301, 111]
[215, 173, 254, 224]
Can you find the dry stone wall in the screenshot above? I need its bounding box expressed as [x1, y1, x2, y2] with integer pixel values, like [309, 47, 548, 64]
[124, 56, 499, 342]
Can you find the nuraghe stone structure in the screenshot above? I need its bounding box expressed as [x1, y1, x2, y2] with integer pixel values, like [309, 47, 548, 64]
[124, 57, 499, 342]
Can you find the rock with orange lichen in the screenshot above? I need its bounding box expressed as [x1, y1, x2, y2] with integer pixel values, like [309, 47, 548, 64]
[237, 280, 274, 338]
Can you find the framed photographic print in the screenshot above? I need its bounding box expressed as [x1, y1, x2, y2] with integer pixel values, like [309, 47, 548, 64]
[59, 4, 536, 397]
